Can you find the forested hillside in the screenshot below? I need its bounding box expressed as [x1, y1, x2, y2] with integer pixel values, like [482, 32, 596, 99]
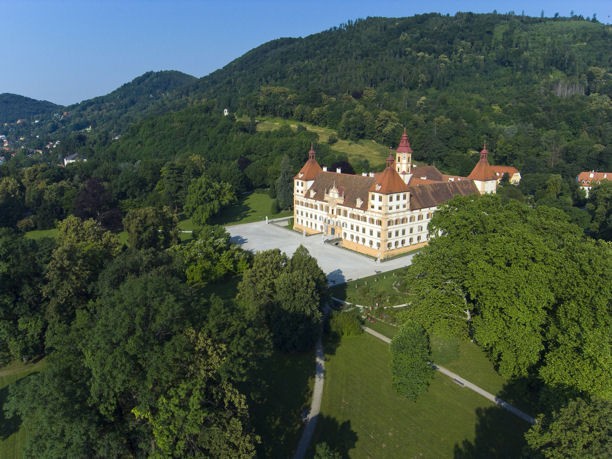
[0, 94, 59, 124]
[187, 13, 610, 178]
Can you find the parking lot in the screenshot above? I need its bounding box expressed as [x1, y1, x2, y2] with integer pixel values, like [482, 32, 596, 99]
[227, 219, 415, 284]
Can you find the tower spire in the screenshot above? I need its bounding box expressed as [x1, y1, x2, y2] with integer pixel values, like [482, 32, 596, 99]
[308, 143, 316, 160]
[480, 142, 488, 161]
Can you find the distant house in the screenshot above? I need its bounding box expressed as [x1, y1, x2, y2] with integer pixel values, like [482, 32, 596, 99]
[577, 171, 611, 197]
[63, 153, 86, 167]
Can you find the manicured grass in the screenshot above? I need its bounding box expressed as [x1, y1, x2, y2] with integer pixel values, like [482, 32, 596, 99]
[208, 190, 292, 226]
[330, 267, 410, 309]
[254, 117, 389, 168]
[248, 350, 315, 458]
[24, 228, 58, 240]
[313, 334, 528, 457]
[365, 319, 399, 339]
[0, 360, 46, 458]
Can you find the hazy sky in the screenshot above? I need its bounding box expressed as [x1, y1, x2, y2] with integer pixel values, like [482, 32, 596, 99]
[2, 0, 610, 105]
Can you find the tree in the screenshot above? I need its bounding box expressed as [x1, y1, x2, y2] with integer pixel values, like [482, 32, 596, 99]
[275, 155, 294, 210]
[0, 176, 25, 227]
[123, 206, 178, 250]
[237, 249, 289, 318]
[184, 175, 236, 226]
[401, 194, 611, 399]
[0, 229, 46, 363]
[525, 398, 612, 458]
[237, 246, 327, 352]
[43, 216, 119, 331]
[133, 328, 258, 458]
[73, 177, 113, 221]
[175, 225, 249, 287]
[390, 322, 434, 400]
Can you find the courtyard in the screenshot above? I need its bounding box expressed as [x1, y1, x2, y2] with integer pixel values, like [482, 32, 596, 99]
[227, 219, 415, 285]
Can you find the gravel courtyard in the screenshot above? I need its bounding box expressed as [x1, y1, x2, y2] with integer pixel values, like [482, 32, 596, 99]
[227, 219, 415, 284]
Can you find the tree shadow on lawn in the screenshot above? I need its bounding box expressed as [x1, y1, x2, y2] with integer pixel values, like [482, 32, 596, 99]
[0, 372, 38, 440]
[309, 415, 358, 459]
[453, 376, 547, 458]
[248, 350, 315, 458]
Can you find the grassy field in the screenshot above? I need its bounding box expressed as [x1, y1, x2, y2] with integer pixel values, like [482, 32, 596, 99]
[254, 117, 390, 168]
[209, 189, 292, 226]
[249, 350, 314, 458]
[312, 334, 529, 458]
[0, 360, 45, 458]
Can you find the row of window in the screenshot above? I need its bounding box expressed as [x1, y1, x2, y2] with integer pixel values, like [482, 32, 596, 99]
[343, 233, 426, 249]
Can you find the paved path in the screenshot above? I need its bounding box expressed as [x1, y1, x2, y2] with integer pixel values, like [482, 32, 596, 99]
[362, 327, 535, 425]
[293, 334, 326, 459]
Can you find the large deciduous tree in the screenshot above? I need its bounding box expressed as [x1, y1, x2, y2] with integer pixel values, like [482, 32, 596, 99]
[123, 206, 178, 250]
[390, 322, 434, 400]
[525, 398, 612, 458]
[400, 194, 611, 399]
[184, 175, 236, 226]
[237, 246, 327, 352]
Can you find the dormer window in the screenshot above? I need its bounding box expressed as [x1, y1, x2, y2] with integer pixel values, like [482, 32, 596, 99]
[375, 184, 382, 191]
[356, 198, 363, 208]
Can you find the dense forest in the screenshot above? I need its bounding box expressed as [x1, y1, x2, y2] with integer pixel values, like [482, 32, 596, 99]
[0, 11, 610, 457]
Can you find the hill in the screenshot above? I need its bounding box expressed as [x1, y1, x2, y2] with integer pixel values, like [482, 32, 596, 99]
[184, 13, 610, 176]
[0, 94, 60, 124]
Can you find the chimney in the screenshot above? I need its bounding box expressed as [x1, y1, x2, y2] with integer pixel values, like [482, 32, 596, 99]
[336, 167, 342, 173]
[362, 172, 367, 176]
[322, 166, 327, 172]
[369, 172, 374, 177]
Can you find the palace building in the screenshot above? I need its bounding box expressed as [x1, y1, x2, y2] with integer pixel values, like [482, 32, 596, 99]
[293, 131, 519, 259]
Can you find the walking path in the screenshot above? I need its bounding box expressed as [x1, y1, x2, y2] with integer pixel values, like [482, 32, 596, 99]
[363, 327, 536, 425]
[292, 335, 326, 459]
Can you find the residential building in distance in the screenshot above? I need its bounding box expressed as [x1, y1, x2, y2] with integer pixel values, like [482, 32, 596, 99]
[293, 131, 520, 259]
[577, 171, 610, 197]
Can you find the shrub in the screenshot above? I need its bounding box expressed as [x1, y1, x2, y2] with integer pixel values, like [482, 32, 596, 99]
[329, 310, 363, 337]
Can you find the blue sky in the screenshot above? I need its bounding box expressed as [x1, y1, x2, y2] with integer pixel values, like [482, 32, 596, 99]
[1, 0, 610, 105]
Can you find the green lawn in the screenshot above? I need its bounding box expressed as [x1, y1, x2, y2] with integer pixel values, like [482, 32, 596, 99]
[330, 267, 411, 309]
[0, 360, 45, 458]
[248, 350, 314, 458]
[254, 117, 390, 168]
[23, 228, 58, 240]
[313, 334, 529, 458]
[208, 189, 292, 226]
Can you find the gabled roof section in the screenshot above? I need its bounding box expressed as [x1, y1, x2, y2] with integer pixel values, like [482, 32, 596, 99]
[411, 165, 445, 182]
[408, 181, 479, 210]
[306, 172, 375, 209]
[468, 145, 497, 181]
[295, 145, 323, 180]
[370, 155, 409, 194]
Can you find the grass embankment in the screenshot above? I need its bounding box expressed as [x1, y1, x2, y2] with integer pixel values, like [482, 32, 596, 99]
[254, 117, 389, 169]
[313, 334, 528, 457]
[0, 360, 45, 457]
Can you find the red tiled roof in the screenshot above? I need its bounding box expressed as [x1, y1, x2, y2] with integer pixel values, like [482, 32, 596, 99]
[411, 165, 445, 182]
[369, 156, 409, 194]
[408, 181, 479, 210]
[468, 146, 497, 181]
[490, 166, 519, 178]
[295, 146, 322, 180]
[577, 171, 610, 185]
[305, 172, 375, 209]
